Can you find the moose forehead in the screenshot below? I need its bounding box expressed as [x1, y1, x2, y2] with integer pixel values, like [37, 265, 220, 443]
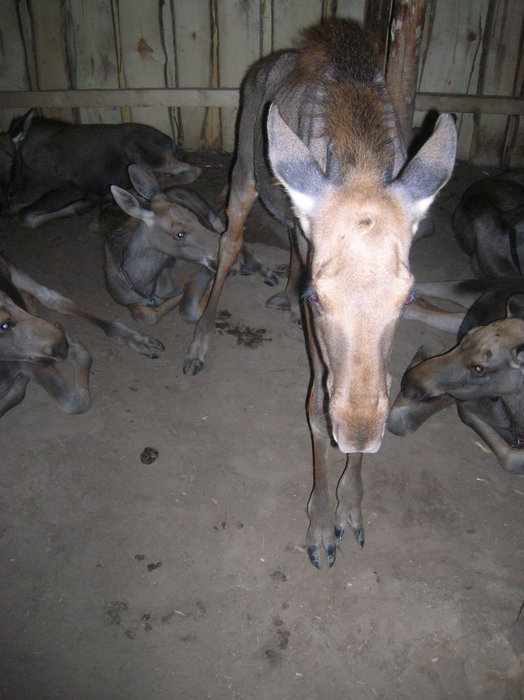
[310, 183, 413, 281]
[460, 319, 524, 360]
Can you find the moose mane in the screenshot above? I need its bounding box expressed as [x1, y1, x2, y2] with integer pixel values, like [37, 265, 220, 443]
[293, 20, 394, 175]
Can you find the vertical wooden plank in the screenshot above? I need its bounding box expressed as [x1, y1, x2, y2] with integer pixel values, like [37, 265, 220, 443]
[272, 0, 324, 51]
[363, 0, 392, 72]
[387, 0, 428, 145]
[29, 0, 73, 122]
[261, 0, 273, 55]
[173, 0, 210, 149]
[217, 0, 260, 151]
[336, 0, 366, 23]
[415, 0, 490, 161]
[204, 0, 220, 149]
[0, 1, 31, 129]
[474, 0, 523, 166]
[117, 0, 172, 135]
[67, 0, 120, 124]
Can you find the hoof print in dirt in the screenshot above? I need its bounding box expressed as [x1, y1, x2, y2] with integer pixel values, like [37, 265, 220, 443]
[140, 446, 159, 464]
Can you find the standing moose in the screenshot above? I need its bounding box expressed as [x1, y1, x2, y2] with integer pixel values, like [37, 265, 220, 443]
[184, 20, 457, 567]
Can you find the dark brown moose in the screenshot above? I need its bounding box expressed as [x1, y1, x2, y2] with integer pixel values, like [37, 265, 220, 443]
[183, 20, 457, 568]
[391, 278, 524, 475]
[0, 110, 201, 227]
[452, 170, 524, 278]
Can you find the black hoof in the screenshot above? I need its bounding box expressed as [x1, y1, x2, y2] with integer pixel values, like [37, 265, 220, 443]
[307, 545, 321, 569]
[264, 273, 279, 287]
[334, 524, 344, 544]
[183, 358, 204, 376]
[239, 264, 253, 276]
[353, 525, 365, 548]
[265, 292, 290, 311]
[325, 544, 336, 568]
[273, 263, 289, 279]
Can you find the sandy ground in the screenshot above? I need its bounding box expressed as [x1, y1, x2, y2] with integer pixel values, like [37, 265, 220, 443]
[0, 155, 523, 700]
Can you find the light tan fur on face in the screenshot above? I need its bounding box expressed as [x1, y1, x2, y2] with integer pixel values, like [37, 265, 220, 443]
[308, 173, 414, 452]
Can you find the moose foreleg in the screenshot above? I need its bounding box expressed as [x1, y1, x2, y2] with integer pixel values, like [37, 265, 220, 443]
[457, 403, 524, 475]
[183, 180, 258, 375]
[305, 317, 338, 568]
[0, 375, 30, 417]
[30, 333, 92, 414]
[334, 453, 364, 548]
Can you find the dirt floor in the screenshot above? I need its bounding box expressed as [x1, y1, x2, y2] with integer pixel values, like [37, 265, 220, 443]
[0, 154, 523, 700]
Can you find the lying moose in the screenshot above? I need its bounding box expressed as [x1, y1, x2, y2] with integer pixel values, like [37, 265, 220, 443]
[453, 170, 524, 277]
[391, 278, 524, 475]
[0, 254, 164, 418]
[99, 165, 278, 326]
[0, 109, 201, 227]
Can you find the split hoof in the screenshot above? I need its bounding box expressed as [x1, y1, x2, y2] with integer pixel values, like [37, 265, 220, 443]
[265, 292, 290, 311]
[306, 543, 337, 569]
[353, 525, 365, 548]
[183, 357, 205, 376]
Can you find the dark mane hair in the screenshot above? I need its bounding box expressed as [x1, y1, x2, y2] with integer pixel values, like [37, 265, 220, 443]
[294, 20, 392, 173]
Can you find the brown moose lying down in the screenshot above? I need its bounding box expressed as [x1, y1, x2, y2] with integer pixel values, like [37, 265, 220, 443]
[0, 255, 164, 418]
[392, 278, 524, 475]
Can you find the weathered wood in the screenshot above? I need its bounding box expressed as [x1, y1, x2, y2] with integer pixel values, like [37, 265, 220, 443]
[1, 89, 520, 115]
[0, 89, 239, 109]
[117, 0, 173, 135]
[217, 0, 260, 151]
[387, 0, 429, 146]
[172, 0, 211, 149]
[472, 0, 524, 166]
[29, 0, 73, 122]
[68, 0, 120, 124]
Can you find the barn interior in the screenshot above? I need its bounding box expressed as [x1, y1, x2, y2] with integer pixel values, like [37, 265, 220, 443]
[0, 2, 523, 699]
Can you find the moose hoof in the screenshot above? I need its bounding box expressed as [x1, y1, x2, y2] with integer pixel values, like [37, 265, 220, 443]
[353, 525, 365, 549]
[265, 292, 290, 311]
[307, 545, 321, 569]
[183, 357, 205, 376]
[264, 272, 280, 287]
[325, 544, 337, 568]
[334, 524, 344, 544]
[306, 543, 337, 569]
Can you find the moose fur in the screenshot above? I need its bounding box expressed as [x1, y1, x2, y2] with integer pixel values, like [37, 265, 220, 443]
[183, 20, 456, 567]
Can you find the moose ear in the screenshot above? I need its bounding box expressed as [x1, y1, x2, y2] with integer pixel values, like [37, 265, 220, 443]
[506, 293, 524, 320]
[267, 104, 329, 222]
[10, 109, 35, 145]
[128, 164, 161, 200]
[392, 113, 457, 221]
[111, 185, 153, 224]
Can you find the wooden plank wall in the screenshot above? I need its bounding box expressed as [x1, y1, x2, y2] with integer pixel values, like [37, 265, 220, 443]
[0, 0, 522, 165]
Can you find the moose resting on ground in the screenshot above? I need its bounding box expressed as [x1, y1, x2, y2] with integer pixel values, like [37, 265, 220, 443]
[391, 278, 524, 475]
[99, 166, 278, 326]
[0, 109, 201, 227]
[0, 254, 165, 418]
[453, 170, 524, 278]
[183, 20, 457, 568]
[0, 256, 92, 417]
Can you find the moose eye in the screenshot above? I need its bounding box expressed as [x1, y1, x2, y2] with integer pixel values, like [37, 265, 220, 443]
[470, 364, 486, 377]
[303, 286, 322, 311]
[176, 231, 186, 239]
[0, 321, 12, 332]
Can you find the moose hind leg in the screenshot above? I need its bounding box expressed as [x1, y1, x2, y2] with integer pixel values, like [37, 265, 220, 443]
[334, 453, 365, 548]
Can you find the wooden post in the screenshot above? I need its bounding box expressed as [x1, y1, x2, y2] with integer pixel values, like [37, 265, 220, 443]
[386, 0, 428, 147]
[363, 0, 393, 73]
